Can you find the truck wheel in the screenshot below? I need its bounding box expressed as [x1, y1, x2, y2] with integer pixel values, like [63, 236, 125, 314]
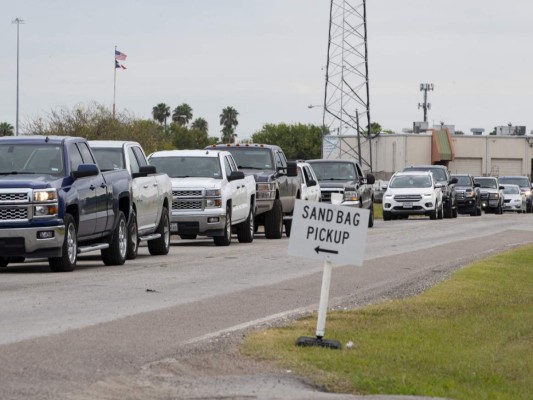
[237, 208, 254, 243]
[148, 207, 170, 255]
[452, 205, 458, 218]
[368, 201, 374, 228]
[438, 203, 444, 219]
[101, 211, 127, 266]
[214, 207, 232, 246]
[496, 203, 503, 215]
[49, 213, 77, 272]
[527, 203, 532, 213]
[264, 199, 283, 239]
[284, 219, 292, 237]
[443, 203, 452, 218]
[126, 210, 139, 260]
[430, 206, 438, 220]
[0, 258, 8, 268]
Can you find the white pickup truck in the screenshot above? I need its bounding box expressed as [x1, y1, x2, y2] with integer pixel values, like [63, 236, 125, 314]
[89, 140, 173, 259]
[147, 149, 256, 246]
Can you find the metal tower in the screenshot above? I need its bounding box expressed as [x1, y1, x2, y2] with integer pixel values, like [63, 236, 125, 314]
[322, 0, 375, 170]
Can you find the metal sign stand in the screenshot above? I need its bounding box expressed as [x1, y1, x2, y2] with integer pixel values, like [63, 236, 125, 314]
[296, 261, 342, 349]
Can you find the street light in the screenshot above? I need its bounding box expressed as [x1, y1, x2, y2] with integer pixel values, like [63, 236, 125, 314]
[12, 17, 25, 136]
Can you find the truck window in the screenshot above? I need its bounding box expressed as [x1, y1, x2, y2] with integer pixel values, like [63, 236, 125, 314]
[223, 156, 234, 177]
[78, 143, 96, 164]
[132, 146, 148, 167]
[92, 148, 124, 170]
[127, 147, 140, 174]
[275, 152, 287, 171]
[69, 143, 84, 171]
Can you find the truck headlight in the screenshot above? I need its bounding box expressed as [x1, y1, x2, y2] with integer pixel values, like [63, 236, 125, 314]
[205, 189, 222, 208]
[257, 183, 275, 199]
[465, 190, 474, 198]
[34, 205, 58, 217]
[205, 189, 221, 197]
[33, 189, 57, 202]
[489, 193, 500, 199]
[343, 190, 358, 202]
[205, 199, 222, 208]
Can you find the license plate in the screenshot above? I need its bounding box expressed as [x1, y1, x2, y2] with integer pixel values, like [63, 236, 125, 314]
[403, 202, 413, 208]
[170, 223, 178, 232]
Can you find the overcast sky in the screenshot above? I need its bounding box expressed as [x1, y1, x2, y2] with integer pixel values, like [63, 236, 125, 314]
[1, 1, 532, 138]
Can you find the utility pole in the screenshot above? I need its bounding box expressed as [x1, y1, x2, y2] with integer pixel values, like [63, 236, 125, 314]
[418, 83, 434, 122]
[12, 17, 25, 136]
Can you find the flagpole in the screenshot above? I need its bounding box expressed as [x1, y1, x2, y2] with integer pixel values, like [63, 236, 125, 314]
[113, 45, 117, 119]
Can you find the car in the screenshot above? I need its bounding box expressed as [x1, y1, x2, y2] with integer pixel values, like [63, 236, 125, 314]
[501, 184, 526, 213]
[474, 176, 504, 214]
[373, 179, 388, 203]
[382, 171, 443, 220]
[497, 176, 533, 213]
[297, 162, 321, 202]
[402, 165, 458, 218]
[451, 174, 482, 216]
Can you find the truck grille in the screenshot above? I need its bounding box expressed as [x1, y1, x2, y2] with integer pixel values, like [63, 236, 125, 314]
[394, 194, 422, 202]
[172, 200, 203, 210]
[320, 190, 343, 203]
[0, 207, 28, 221]
[0, 193, 29, 202]
[173, 190, 203, 197]
[480, 192, 489, 199]
[456, 191, 466, 200]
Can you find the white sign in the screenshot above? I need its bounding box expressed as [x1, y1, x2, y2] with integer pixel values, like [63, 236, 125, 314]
[288, 200, 369, 266]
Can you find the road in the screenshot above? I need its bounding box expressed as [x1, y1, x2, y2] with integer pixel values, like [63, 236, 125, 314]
[1, 212, 532, 399]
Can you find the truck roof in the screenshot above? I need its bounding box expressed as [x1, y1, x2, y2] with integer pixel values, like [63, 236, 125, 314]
[88, 140, 141, 148]
[207, 143, 283, 151]
[0, 135, 84, 145]
[150, 149, 226, 158]
[306, 159, 355, 164]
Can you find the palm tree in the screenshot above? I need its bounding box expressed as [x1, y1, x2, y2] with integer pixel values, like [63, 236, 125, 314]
[0, 122, 14, 136]
[172, 103, 193, 127]
[220, 106, 239, 143]
[152, 103, 171, 127]
[191, 118, 208, 134]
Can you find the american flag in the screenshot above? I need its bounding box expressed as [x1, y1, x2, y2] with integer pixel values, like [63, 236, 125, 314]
[115, 60, 127, 70]
[115, 50, 127, 61]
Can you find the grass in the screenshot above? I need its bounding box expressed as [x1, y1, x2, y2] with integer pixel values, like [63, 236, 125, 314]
[373, 202, 383, 219]
[240, 245, 533, 399]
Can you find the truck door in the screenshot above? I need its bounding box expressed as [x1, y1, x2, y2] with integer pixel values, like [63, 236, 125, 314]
[69, 143, 97, 236]
[275, 151, 290, 210]
[78, 142, 110, 234]
[129, 146, 158, 232]
[224, 154, 246, 222]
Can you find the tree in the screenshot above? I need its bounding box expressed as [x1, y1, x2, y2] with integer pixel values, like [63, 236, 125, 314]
[251, 123, 322, 160]
[191, 117, 208, 134]
[0, 122, 14, 136]
[220, 106, 239, 143]
[365, 122, 382, 136]
[152, 103, 171, 127]
[172, 103, 193, 126]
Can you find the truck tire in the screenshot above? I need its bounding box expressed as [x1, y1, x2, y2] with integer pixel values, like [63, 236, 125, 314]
[264, 199, 283, 239]
[430, 206, 438, 220]
[368, 201, 374, 228]
[284, 219, 292, 237]
[214, 207, 232, 246]
[49, 213, 77, 272]
[126, 210, 139, 260]
[0, 258, 8, 268]
[237, 208, 254, 243]
[148, 207, 170, 255]
[438, 203, 444, 219]
[101, 211, 127, 266]
[443, 202, 452, 218]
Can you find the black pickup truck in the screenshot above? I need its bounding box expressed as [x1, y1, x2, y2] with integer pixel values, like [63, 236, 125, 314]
[207, 144, 299, 238]
[0, 136, 131, 272]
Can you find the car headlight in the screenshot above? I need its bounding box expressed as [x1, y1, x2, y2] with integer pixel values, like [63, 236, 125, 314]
[33, 189, 57, 202]
[384, 193, 393, 199]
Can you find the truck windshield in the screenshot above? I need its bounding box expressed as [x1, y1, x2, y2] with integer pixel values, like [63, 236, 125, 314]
[0, 143, 64, 175]
[308, 162, 356, 181]
[453, 176, 472, 186]
[149, 156, 222, 179]
[91, 148, 125, 171]
[474, 178, 497, 189]
[222, 148, 273, 170]
[498, 177, 530, 188]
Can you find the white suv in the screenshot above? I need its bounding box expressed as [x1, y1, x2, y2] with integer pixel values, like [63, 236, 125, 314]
[382, 171, 444, 220]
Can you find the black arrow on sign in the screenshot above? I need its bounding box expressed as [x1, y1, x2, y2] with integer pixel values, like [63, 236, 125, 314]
[314, 246, 338, 255]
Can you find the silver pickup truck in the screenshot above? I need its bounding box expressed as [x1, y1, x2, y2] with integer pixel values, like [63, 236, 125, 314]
[90, 141, 172, 259]
[148, 149, 256, 246]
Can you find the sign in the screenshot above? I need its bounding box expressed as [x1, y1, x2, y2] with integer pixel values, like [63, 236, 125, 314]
[288, 200, 369, 266]
[322, 136, 340, 159]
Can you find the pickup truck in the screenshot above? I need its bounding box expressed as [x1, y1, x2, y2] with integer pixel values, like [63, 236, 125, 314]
[89, 140, 172, 259]
[206, 144, 299, 238]
[0, 136, 131, 272]
[474, 176, 504, 214]
[451, 173, 481, 216]
[306, 159, 376, 227]
[148, 149, 256, 246]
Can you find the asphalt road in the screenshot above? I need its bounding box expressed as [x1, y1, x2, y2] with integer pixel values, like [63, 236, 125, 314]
[1, 212, 532, 399]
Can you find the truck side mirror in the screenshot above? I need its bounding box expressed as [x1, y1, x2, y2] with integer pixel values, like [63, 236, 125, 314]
[133, 165, 156, 179]
[365, 173, 375, 185]
[228, 170, 245, 181]
[450, 177, 458, 184]
[474, 182, 481, 187]
[72, 163, 99, 179]
[286, 160, 298, 177]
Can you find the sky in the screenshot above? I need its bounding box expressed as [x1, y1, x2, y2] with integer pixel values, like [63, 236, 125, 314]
[1, 0, 533, 139]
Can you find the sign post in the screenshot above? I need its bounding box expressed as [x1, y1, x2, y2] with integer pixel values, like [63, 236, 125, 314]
[288, 200, 369, 349]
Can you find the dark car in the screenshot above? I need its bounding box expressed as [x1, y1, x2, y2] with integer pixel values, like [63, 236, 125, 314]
[451, 174, 481, 216]
[402, 165, 458, 218]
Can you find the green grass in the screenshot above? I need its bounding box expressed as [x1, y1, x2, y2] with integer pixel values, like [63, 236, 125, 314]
[373, 202, 383, 219]
[241, 245, 533, 399]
